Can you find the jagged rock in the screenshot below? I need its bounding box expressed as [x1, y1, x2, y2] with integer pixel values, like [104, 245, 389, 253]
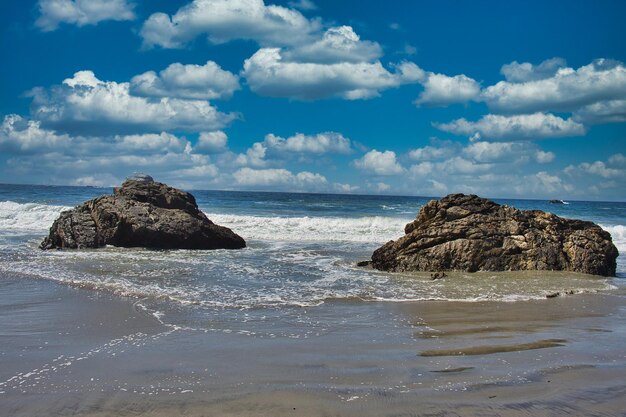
[41, 177, 246, 250]
[371, 194, 618, 277]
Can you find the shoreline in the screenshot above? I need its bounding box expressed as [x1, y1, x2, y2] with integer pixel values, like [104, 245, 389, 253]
[1, 273, 625, 416]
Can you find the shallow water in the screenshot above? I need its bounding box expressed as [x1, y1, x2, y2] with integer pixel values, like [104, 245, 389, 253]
[0, 184, 625, 415]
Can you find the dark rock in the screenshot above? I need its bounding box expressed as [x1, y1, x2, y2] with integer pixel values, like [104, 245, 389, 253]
[546, 292, 560, 298]
[41, 177, 246, 250]
[370, 194, 618, 277]
[549, 199, 565, 204]
[430, 271, 447, 280]
[356, 260, 372, 267]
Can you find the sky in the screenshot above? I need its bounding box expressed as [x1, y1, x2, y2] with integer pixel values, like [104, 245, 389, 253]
[1, 0, 626, 200]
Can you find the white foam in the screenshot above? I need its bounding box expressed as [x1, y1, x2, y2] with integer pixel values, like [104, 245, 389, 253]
[205, 213, 409, 243]
[0, 201, 70, 232]
[601, 224, 626, 253]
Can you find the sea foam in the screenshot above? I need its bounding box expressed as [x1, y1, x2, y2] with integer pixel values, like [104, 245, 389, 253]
[0, 201, 69, 231]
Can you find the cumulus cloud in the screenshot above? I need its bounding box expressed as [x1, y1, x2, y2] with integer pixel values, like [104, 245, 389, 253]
[435, 113, 586, 141]
[282, 26, 382, 64]
[234, 131, 352, 167]
[353, 150, 404, 175]
[232, 167, 327, 190]
[500, 57, 567, 83]
[462, 141, 550, 164]
[36, 0, 135, 31]
[333, 182, 359, 193]
[415, 72, 481, 106]
[195, 131, 228, 153]
[482, 59, 626, 115]
[130, 61, 240, 100]
[573, 99, 626, 124]
[0, 113, 230, 188]
[565, 157, 625, 179]
[263, 132, 352, 154]
[368, 182, 391, 192]
[1, 114, 71, 153]
[28, 70, 236, 135]
[140, 0, 320, 49]
[242, 48, 422, 100]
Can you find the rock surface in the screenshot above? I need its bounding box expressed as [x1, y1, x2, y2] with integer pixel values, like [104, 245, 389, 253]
[370, 194, 618, 276]
[41, 178, 246, 250]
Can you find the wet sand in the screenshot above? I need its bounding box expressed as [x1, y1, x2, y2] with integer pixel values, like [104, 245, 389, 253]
[1, 272, 625, 417]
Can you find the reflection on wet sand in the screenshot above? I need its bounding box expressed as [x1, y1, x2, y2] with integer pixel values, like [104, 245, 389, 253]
[420, 339, 567, 356]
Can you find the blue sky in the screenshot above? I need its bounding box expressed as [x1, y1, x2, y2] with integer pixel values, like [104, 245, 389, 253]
[1, 0, 625, 200]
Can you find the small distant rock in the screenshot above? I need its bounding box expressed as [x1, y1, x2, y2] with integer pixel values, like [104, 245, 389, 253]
[430, 271, 447, 280]
[549, 199, 565, 204]
[370, 194, 618, 276]
[546, 292, 560, 298]
[41, 177, 246, 250]
[356, 260, 372, 267]
[127, 172, 154, 183]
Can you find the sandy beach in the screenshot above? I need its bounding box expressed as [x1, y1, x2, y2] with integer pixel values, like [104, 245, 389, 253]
[2, 270, 624, 417]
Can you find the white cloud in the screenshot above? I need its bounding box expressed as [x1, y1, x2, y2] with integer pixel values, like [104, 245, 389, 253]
[608, 153, 626, 166]
[368, 182, 390, 192]
[232, 167, 327, 190]
[409, 161, 434, 177]
[573, 99, 626, 124]
[333, 182, 359, 193]
[29, 70, 236, 135]
[72, 173, 119, 187]
[435, 113, 586, 141]
[353, 150, 404, 175]
[235, 142, 267, 167]
[462, 141, 547, 164]
[1, 114, 71, 152]
[114, 132, 188, 154]
[408, 144, 457, 161]
[36, 0, 135, 31]
[282, 26, 382, 64]
[500, 57, 567, 83]
[288, 0, 316, 11]
[234, 131, 352, 168]
[535, 150, 555, 164]
[415, 72, 481, 106]
[130, 61, 240, 100]
[140, 0, 320, 49]
[263, 132, 352, 154]
[482, 59, 626, 114]
[512, 171, 573, 196]
[242, 48, 422, 100]
[566, 160, 624, 179]
[195, 131, 228, 153]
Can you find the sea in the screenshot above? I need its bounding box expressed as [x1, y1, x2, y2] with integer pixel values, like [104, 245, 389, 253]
[1, 184, 625, 415]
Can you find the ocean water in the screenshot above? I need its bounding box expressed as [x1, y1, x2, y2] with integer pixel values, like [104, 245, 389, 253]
[0, 184, 624, 327]
[1, 184, 626, 414]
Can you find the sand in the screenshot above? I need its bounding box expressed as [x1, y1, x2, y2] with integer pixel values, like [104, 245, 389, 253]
[1, 271, 625, 417]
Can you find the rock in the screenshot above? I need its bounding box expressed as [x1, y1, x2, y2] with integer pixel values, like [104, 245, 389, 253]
[370, 194, 618, 277]
[546, 292, 560, 298]
[356, 260, 372, 267]
[430, 271, 447, 280]
[549, 199, 565, 204]
[40, 177, 246, 250]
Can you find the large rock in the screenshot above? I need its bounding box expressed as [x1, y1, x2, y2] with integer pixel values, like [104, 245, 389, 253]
[41, 177, 246, 250]
[370, 194, 618, 276]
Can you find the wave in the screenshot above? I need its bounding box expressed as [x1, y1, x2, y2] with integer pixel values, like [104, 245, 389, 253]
[601, 224, 626, 253]
[1, 200, 624, 252]
[205, 213, 409, 243]
[0, 201, 70, 232]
